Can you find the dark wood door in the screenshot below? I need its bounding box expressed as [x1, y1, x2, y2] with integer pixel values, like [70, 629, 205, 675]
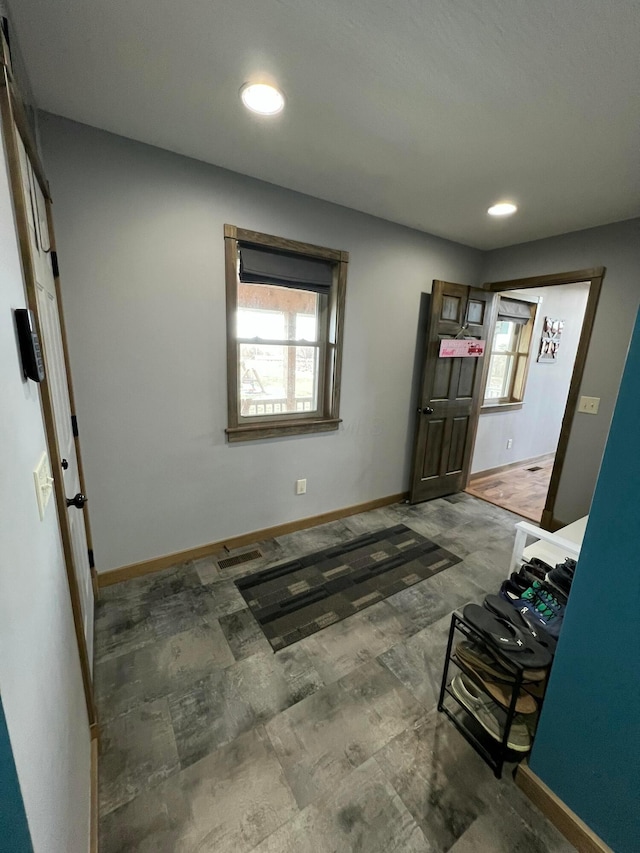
[409, 281, 494, 503]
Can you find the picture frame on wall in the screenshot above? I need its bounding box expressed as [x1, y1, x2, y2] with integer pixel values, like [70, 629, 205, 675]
[538, 317, 565, 362]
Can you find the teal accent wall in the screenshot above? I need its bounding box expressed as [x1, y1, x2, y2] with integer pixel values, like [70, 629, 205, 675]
[0, 698, 33, 853]
[529, 308, 640, 852]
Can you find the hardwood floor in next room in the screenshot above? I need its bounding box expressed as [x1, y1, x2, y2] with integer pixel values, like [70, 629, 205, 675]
[465, 458, 555, 523]
[94, 493, 574, 853]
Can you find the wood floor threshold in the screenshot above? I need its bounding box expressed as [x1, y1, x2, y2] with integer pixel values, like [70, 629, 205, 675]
[515, 763, 614, 853]
[462, 489, 542, 524]
[468, 452, 556, 483]
[98, 492, 409, 587]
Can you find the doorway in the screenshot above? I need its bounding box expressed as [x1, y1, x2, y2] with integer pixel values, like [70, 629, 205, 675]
[409, 268, 604, 530]
[466, 280, 591, 523]
[0, 41, 97, 728]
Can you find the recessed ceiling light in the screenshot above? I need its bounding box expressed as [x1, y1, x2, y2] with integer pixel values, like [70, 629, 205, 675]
[240, 83, 285, 116]
[487, 202, 518, 217]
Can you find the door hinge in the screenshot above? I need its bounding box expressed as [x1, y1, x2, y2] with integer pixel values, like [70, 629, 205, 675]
[88, 549, 95, 569]
[71, 414, 79, 437]
[51, 251, 59, 277]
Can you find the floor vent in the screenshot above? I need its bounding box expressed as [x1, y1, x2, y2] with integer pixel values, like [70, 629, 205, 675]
[527, 466, 543, 472]
[217, 549, 262, 570]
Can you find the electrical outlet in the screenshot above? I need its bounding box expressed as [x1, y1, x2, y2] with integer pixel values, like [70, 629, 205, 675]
[296, 478, 307, 495]
[506, 439, 513, 450]
[33, 451, 53, 520]
[578, 395, 600, 415]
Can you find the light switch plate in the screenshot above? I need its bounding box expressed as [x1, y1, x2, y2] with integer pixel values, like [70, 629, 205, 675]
[578, 395, 600, 415]
[33, 451, 53, 520]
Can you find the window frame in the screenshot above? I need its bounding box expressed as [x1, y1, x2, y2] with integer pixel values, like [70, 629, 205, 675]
[481, 300, 538, 413]
[224, 224, 348, 442]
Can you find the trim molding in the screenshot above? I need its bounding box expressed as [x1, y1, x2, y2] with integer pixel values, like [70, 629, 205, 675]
[516, 764, 614, 853]
[90, 736, 98, 853]
[479, 401, 524, 414]
[98, 492, 408, 587]
[468, 452, 555, 482]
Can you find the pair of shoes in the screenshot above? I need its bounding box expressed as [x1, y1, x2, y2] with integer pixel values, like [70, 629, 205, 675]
[455, 641, 547, 684]
[521, 558, 553, 580]
[462, 603, 552, 669]
[499, 575, 527, 603]
[450, 674, 532, 752]
[517, 581, 565, 639]
[547, 561, 574, 596]
[484, 594, 557, 656]
[453, 644, 538, 714]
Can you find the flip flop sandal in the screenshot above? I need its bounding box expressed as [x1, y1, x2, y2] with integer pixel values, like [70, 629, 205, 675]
[483, 594, 557, 656]
[455, 641, 547, 684]
[456, 656, 538, 714]
[462, 604, 552, 669]
[455, 642, 516, 684]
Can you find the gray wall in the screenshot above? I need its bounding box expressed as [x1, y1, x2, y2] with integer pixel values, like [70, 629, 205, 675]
[38, 112, 640, 570]
[0, 109, 90, 851]
[480, 217, 640, 523]
[472, 282, 590, 474]
[38, 114, 483, 572]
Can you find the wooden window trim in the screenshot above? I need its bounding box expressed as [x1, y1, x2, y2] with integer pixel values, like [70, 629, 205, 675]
[224, 225, 348, 442]
[480, 401, 524, 414]
[483, 301, 538, 407]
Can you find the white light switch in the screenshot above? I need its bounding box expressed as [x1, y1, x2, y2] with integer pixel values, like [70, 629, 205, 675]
[578, 396, 600, 415]
[296, 478, 307, 495]
[33, 452, 53, 520]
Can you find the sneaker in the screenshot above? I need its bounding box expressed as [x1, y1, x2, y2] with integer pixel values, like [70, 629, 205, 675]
[516, 581, 565, 639]
[520, 580, 566, 617]
[547, 564, 573, 596]
[559, 557, 577, 576]
[499, 577, 527, 603]
[455, 658, 538, 714]
[450, 674, 531, 752]
[521, 558, 553, 580]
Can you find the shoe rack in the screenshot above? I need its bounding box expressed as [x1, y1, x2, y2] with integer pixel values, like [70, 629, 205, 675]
[437, 612, 552, 779]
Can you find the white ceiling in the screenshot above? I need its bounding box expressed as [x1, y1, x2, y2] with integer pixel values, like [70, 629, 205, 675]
[9, 0, 640, 249]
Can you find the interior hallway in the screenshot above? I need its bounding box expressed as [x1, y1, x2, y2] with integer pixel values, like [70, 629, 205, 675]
[465, 458, 555, 523]
[96, 493, 573, 853]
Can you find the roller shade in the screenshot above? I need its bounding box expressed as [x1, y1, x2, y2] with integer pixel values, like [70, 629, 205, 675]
[239, 245, 333, 293]
[498, 297, 532, 326]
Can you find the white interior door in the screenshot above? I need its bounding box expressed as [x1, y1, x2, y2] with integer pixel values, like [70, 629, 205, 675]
[16, 131, 95, 671]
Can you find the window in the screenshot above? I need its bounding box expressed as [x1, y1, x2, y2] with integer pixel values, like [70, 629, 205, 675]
[483, 297, 537, 409]
[224, 225, 348, 441]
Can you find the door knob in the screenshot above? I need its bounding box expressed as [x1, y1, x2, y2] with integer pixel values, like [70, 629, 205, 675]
[417, 406, 434, 415]
[61, 458, 69, 470]
[66, 493, 88, 509]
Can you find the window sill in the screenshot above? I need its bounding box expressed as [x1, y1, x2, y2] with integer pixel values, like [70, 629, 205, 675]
[480, 402, 524, 414]
[226, 417, 342, 442]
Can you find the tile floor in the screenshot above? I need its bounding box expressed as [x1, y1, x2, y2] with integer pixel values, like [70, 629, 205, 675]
[96, 493, 575, 852]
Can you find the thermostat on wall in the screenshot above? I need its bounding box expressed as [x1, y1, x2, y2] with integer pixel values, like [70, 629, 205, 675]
[15, 308, 45, 382]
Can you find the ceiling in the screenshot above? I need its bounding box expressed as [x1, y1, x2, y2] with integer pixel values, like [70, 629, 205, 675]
[9, 0, 640, 249]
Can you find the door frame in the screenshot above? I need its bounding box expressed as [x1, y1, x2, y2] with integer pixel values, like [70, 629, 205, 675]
[469, 267, 605, 530]
[0, 40, 97, 731]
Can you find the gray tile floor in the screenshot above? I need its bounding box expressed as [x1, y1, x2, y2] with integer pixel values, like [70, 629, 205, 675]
[96, 494, 575, 852]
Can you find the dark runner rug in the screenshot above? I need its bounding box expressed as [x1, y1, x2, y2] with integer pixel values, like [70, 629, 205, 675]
[235, 524, 461, 651]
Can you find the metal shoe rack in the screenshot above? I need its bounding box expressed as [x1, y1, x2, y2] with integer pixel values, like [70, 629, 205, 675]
[437, 612, 551, 778]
